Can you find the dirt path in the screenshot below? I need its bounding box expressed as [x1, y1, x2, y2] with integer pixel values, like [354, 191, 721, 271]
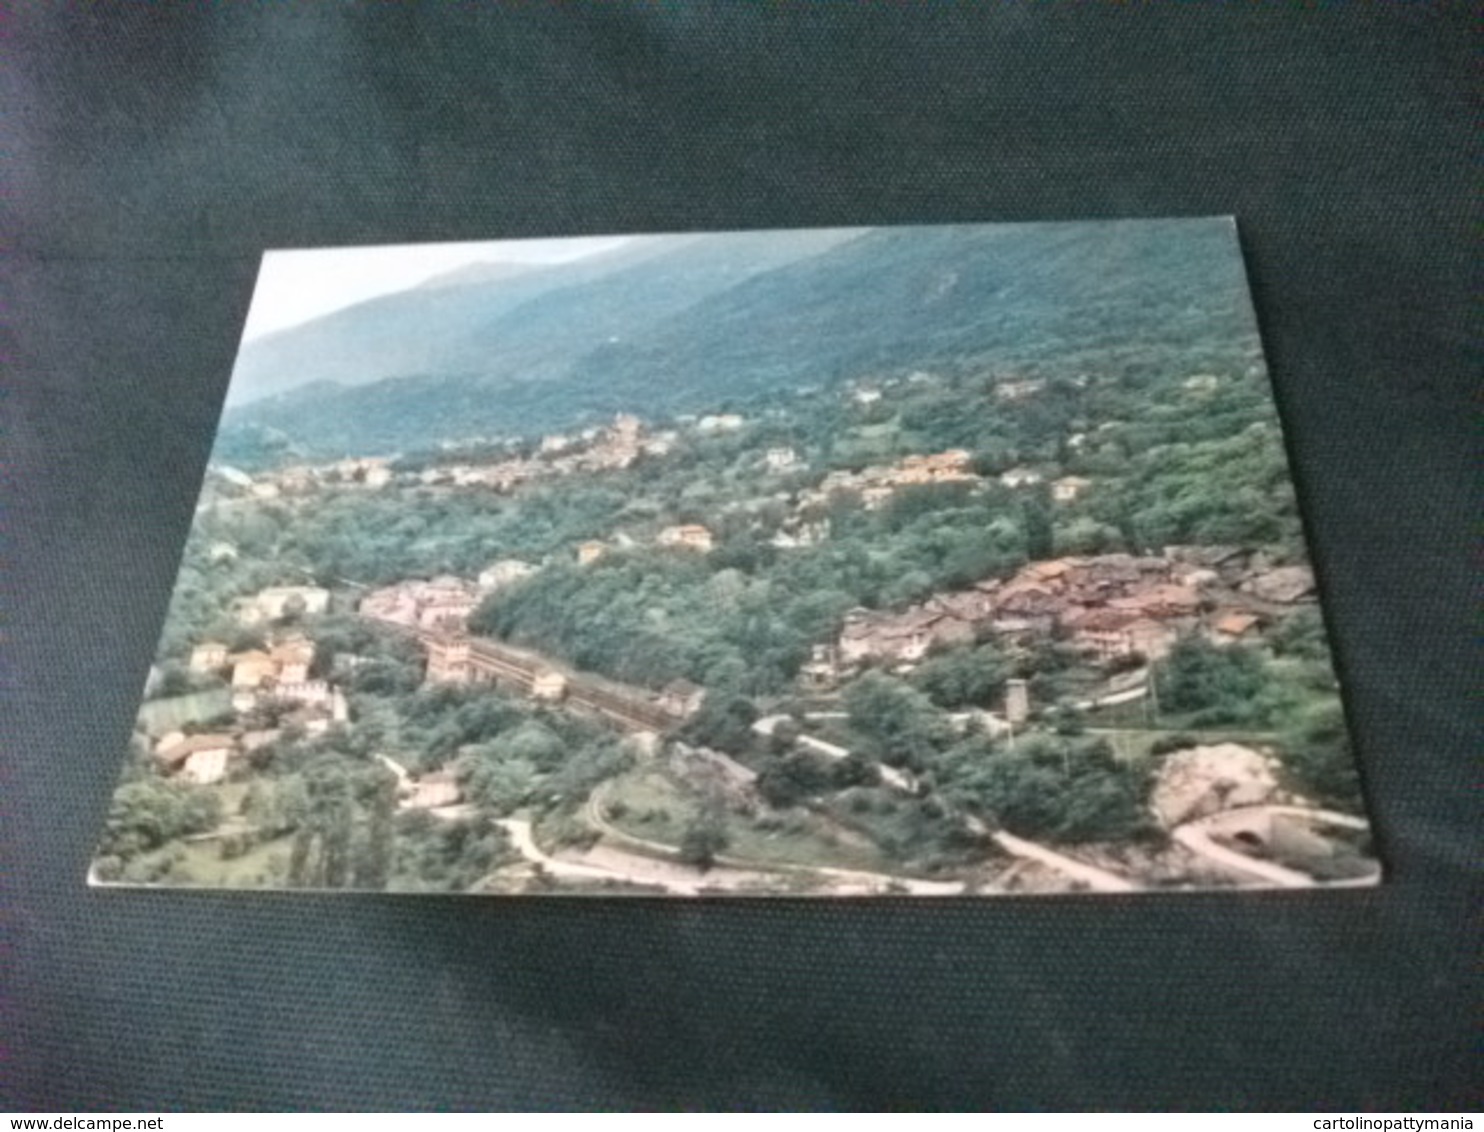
[988, 830, 1140, 893]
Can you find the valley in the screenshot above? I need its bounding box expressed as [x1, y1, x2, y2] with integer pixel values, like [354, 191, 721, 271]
[92, 221, 1377, 896]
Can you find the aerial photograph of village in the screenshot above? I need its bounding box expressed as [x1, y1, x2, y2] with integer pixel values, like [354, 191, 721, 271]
[92, 219, 1380, 896]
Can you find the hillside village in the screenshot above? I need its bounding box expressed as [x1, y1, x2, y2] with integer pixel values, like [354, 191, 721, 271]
[102, 360, 1375, 897]
[95, 223, 1377, 896]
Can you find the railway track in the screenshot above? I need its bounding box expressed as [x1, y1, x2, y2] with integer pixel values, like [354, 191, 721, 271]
[363, 615, 682, 734]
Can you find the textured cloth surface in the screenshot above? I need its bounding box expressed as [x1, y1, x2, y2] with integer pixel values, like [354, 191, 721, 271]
[4, 5, 1478, 1111]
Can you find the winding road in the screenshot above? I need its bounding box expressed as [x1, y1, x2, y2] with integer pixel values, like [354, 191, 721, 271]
[1170, 805, 1377, 889]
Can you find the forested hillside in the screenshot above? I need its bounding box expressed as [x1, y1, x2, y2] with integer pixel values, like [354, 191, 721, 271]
[219, 219, 1258, 463]
[98, 220, 1373, 897]
[225, 227, 860, 409]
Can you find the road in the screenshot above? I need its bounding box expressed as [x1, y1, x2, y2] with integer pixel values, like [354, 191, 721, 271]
[1170, 805, 1377, 889]
[988, 830, 1140, 892]
[493, 818, 662, 887]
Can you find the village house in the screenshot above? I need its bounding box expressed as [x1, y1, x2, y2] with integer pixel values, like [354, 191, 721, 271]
[361, 578, 481, 634]
[230, 649, 277, 692]
[269, 638, 315, 684]
[327, 456, 391, 485]
[189, 641, 229, 673]
[594, 413, 643, 465]
[1051, 475, 1093, 503]
[1162, 545, 1255, 585]
[1062, 608, 1175, 661]
[1210, 611, 1262, 643]
[155, 733, 236, 786]
[532, 669, 568, 702]
[272, 466, 318, 495]
[359, 585, 420, 627]
[1107, 582, 1201, 620]
[696, 413, 744, 433]
[424, 636, 472, 684]
[417, 595, 479, 634]
[642, 431, 678, 458]
[765, 447, 801, 473]
[922, 589, 997, 624]
[657, 525, 714, 553]
[839, 607, 966, 668]
[999, 466, 1044, 489]
[658, 679, 706, 719]
[269, 679, 333, 711]
[995, 378, 1045, 402]
[830, 552, 1212, 672]
[477, 559, 538, 591]
[223, 634, 345, 718]
[799, 643, 842, 690]
[892, 450, 975, 485]
[801, 450, 982, 514]
[236, 585, 331, 625]
[991, 579, 1062, 623]
[1125, 618, 1177, 660]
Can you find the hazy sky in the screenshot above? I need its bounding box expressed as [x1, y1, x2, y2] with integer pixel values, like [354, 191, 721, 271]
[239, 235, 632, 342]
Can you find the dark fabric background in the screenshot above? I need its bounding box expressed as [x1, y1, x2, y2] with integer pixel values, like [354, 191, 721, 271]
[4, 4, 1479, 1112]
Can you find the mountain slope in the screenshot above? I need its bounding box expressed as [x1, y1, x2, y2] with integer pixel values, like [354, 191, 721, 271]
[220, 218, 1260, 459]
[227, 228, 861, 407]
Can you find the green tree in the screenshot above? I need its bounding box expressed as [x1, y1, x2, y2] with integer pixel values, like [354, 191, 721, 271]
[1021, 492, 1054, 561]
[943, 734, 1150, 843]
[98, 779, 222, 860]
[1281, 699, 1363, 813]
[912, 644, 1008, 710]
[351, 768, 399, 890]
[682, 694, 759, 756]
[1156, 635, 1270, 725]
[677, 808, 729, 872]
[393, 810, 513, 892]
[844, 672, 950, 772]
[284, 756, 359, 888]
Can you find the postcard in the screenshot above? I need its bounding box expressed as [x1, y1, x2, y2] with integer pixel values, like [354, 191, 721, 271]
[92, 219, 1379, 895]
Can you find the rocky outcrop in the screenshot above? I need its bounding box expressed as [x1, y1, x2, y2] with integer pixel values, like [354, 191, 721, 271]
[1149, 743, 1281, 829]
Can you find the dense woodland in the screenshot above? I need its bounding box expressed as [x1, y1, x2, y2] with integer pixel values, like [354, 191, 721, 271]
[96, 223, 1368, 893]
[218, 219, 1257, 462]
